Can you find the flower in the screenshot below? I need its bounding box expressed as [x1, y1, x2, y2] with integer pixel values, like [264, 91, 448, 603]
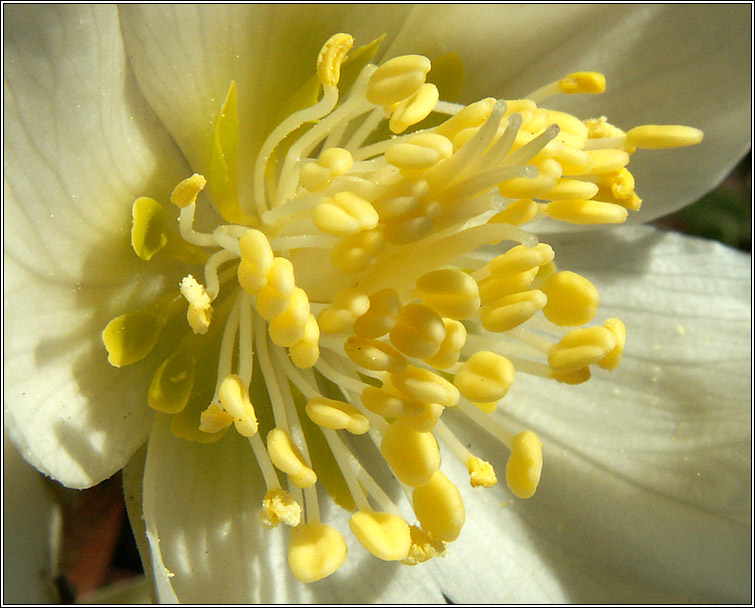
[3, 4, 751, 604]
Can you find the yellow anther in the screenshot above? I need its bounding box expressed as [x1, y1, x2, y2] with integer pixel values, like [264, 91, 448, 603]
[344, 335, 407, 372]
[267, 427, 317, 488]
[330, 227, 386, 273]
[261, 488, 301, 528]
[170, 173, 207, 208]
[434, 97, 496, 141]
[148, 348, 195, 414]
[269, 287, 311, 347]
[380, 418, 440, 487]
[498, 158, 563, 199]
[385, 132, 453, 171]
[349, 510, 412, 561]
[318, 288, 370, 334]
[541, 178, 600, 200]
[454, 351, 515, 403]
[541, 270, 599, 327]
[545, 198, 628, 225]
[478, 269, 539, 305]
[490, 243, 555, 276]
[300, 147, 354, 192]
[198, 403, 234, 434]
[597, 169, 642, 211]
[389, 302, 446, 358]
[552, 366, 592, 385]
[415, 268, 480, 320]
[389, 82, 439, 134]
[353, 288, 402, 339]
[289, 314, 320, 369]
[489, 198, 538, 226]
[389, 302, 446, 359]
[412, 471, 465, 542]
[288, 523, 347, 583]
[179, 274, 213, 334]
[599, 317, 627, 371]
[626, 125, 704, 149]
[401, 525, 447, 566]
[550, 145, 594, 175]
[423, 318, 466, 370]
[383, 210, 438, 245]
[238, 229, 275, 296]
[316, 33, 354, 87]
[504, 98, 538, 116]
[366, 54, 432, 107]
[131, 197, 167, 261]
[467, 456, 497, 488]
[548, 326, 617, 373]
[217, 374, 258, 437]
[543, 109, 589, 139]
[585, 149, 630, 174]
[305, 396, 370, 435]
[390, 364, 460, 407]
[361, 385, 410, 418]
[398, 401, 444, 433]
[373, 179, 428, 222]
[480, 289, 547, 333]
[256, 257, 296, 320]
[506, 430, 543, 499]
[313, 191, 379, 236]
[584, 116, 622, 139]
[558, 71, 606, 95]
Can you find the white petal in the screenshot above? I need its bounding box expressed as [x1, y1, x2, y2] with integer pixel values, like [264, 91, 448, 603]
[2, 434, 61, 603]
[3, 5, 188, 487]
[440, 226, 750, 602]
[141, 415, 446, 603]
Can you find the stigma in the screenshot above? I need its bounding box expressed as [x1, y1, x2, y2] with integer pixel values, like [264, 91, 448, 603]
[103, 33, 702, 582]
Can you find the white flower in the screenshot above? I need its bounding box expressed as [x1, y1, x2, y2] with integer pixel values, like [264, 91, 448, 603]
[3, 4, 750, 604]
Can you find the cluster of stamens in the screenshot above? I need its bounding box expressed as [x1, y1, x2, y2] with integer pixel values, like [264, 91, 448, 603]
[103, 33, 702, 582]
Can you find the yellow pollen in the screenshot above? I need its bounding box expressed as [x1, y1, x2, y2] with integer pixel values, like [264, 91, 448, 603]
[261, 488, 302, 528]
[179, 274, 213, 334]
[102, 32, 705, 583]
[467, 456, 498, 488]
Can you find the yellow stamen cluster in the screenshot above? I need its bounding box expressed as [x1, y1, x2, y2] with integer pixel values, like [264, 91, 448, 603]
[103, 33, 703, 583]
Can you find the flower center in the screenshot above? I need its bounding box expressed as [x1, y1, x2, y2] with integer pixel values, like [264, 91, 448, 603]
[102, 33, 702, 582]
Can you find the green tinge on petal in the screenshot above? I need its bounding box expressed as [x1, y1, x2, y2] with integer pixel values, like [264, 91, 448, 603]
[169, 379, 228, 444]
[427, 51, 465, 103]
[209, 81, 254, 225]
[131, 196, 168, 261]
[102, 293, 183, 368]
[149, 348, 197, 414]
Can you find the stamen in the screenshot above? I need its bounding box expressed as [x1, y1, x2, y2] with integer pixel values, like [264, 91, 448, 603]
[104, 31, 705, 582]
